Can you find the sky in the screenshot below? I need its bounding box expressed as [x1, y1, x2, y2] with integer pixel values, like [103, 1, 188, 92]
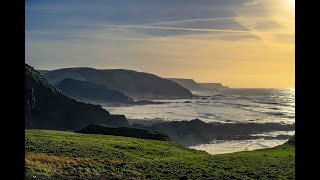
[25, 0, 295, 88]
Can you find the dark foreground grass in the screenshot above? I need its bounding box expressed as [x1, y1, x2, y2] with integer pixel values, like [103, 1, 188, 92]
[25, 130, 295, 179]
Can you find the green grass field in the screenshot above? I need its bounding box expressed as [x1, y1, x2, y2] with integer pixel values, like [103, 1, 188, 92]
[25, 130, 295, 179]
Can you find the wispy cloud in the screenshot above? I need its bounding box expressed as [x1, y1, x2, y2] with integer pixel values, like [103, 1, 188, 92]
[153, 17, 239, 24]
[80, 23, 293, 36]
[94, 24, 251, 33]
[26, 0, 294, 88]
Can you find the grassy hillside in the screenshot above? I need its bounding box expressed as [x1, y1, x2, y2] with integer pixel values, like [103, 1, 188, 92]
[25, 130, 295, 179]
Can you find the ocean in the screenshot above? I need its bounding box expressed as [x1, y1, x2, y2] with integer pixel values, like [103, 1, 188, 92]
[104, 88, 295, 154]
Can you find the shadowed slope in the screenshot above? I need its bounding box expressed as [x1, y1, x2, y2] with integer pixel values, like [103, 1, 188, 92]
[55, 78, 134, 104]
[25, 63, 129, 130]
[43, 67, 193, 99]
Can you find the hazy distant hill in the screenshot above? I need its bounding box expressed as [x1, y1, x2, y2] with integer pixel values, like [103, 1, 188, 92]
[42, 68, 193, 99]
[167, 78, 229, 91]
[199, 83, 229, 90]
[25, 64, 129, 130]
[166, 78, 202, 91]
[55, 78, 134, 104]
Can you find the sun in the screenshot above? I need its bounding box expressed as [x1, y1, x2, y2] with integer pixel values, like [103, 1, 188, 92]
[288, 0, 295, 10]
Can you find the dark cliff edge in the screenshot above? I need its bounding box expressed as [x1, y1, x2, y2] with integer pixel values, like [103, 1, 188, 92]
[25, 63, 129, 130]
[76, 124, 169, 141]
[42, 68, 193, 100]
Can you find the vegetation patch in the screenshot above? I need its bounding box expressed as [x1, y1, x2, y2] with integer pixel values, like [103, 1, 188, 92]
[26, 129, 295, 179]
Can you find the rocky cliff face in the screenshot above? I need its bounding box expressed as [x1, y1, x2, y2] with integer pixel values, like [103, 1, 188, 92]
[42, 68, 193, 99]
[55, 78, 134, 104]
[25, 64, 129, 130]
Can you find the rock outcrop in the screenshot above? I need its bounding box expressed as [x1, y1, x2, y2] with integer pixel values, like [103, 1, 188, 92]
[132, 119, 295, 146]
[76, 124, 170, 141]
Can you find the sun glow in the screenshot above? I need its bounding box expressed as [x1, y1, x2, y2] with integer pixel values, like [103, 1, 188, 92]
[288, 0, 295, 10]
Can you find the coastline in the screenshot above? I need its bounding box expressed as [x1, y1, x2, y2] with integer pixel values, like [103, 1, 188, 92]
[128, 118, 295, 154]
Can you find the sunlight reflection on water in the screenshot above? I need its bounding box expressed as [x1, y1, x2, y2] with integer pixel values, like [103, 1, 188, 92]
[105, 89, 295, 124]
[189, 138, 291, 155]
[104, 89, 295, 154]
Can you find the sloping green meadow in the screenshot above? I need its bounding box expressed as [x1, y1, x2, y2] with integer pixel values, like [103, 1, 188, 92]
[25, 130, 295, 179]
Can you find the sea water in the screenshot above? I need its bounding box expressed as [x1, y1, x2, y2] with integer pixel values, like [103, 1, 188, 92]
[104, 88, 295, 154]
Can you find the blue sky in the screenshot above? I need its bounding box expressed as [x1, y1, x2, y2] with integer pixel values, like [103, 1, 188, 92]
[25, 0, 295, 88]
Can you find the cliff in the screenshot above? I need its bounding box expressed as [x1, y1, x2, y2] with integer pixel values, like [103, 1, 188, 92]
[25, 63, 129, 130]
[43, 68, 193, 99]
[166, 78, 202, 91]
[167, 78, 229, 91]
[55, 78, 134, 104]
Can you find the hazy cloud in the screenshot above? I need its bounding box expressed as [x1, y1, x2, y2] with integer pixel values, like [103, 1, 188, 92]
[244, 0, 260, 6]
[273, 34, 295, 44]
[254, 20, 283, 30]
